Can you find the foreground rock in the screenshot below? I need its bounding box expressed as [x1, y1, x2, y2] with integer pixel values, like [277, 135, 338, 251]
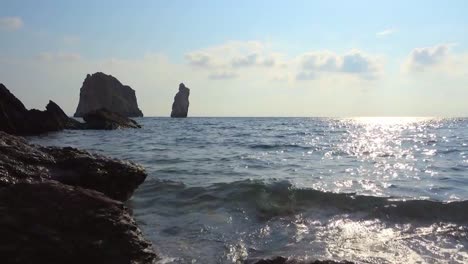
[0, 83, 81, 135]
[83, 108, 142, 130]
[74, 72, 143, 117]
[170, 83, 190, 118]
[247, 257, 354, 264]
[0, 131, 146, 201]
[0, 181, 156, 264]
[0, 131, 157, 263]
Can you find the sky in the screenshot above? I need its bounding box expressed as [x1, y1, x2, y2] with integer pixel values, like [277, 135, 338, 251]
[1, 0, 468, 117]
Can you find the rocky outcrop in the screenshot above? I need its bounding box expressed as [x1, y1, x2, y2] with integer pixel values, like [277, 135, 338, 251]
[74, 72, 143, 118]
[247, 257, 354, 264]
[0, 84, 141, 134]
[83, 108, 142, 130]
[46, 100, 84, 129]
[0, 131, 146, 201]
[170, 83, 190, 118]
[0, 83, 84, 135]
[0, 131, 157, 263]
[0, 181, 157, 264]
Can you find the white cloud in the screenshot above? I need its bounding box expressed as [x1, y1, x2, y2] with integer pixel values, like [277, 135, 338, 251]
[185, 41, 281, 78]
[232, 53, 258, 68]
[208, 71, 238, 80]
[404, 44, 452, 72]
[376, 28, 396, 37]
[37, 52, 82, 62]
[297, 50, 383, 80]
[0, 16, 23, 31]
[186, 41, 383, 81]
[185, 52, 212, 68]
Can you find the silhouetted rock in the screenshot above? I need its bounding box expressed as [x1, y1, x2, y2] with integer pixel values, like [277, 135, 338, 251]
[74, 72, 143, 117]
[46, 100, 84, 129]
[0, 181, 157, 264]
[246, 257, 354, 264]
[83, 108, 141, 130]
[0, 83, 83, 135]
[170, 83, 190, 118]
[0, 131, 146, 201]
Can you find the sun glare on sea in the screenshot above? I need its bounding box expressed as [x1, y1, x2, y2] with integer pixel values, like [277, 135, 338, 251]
[351, 117, 433, 126]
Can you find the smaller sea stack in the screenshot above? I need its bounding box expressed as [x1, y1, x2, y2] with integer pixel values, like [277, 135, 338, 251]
[171, 83, 190, 118]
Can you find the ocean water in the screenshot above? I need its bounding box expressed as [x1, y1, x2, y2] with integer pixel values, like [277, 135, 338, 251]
[29, 117, 468, 264]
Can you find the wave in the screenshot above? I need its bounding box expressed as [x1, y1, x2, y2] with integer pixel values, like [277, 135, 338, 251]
[134, 179, 468, 223]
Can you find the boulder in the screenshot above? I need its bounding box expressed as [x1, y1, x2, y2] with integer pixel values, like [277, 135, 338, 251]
[74, 72, 143, 117]
[83, 108, 141, 130]
[0, 181, 157, 264]
[170, 83, 190, 118]
[0, 131, 146, 201]
[0, 83, 83, 135]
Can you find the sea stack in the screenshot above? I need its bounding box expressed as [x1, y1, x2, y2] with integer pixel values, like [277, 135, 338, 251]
[170, 83, 190, 118]
[74, 72, 143, 117]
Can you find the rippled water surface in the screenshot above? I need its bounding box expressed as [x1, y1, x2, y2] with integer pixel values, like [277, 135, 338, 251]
[30, 117, 468, 263]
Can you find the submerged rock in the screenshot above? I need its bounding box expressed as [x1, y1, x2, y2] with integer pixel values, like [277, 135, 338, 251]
[170, 83, 190, 118]
[0, 181, 157, 264]
[83, 108, 141, 130]
[0, 131, 146, 201]
[0, 83, 83, 135]
[74, 72, 143, 118]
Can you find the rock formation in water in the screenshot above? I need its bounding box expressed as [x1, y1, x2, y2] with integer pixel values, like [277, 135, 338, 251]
[0, 131, 157, 263]
[83, 108, 142, 130]
[0, 83, 83, 135]
[74, 72, 143, 118]
[170, 83, 190, 118]
[0, 83, 141, 135]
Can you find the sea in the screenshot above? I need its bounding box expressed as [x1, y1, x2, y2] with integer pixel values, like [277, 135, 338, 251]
[29, 117, 468, 264]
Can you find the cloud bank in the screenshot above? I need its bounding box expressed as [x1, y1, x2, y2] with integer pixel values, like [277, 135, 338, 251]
[186, 41, 383, 81]
[297, 50, 383, 80]
[0, 16, 23, 31]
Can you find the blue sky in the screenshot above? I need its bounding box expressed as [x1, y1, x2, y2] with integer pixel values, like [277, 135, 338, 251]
[1, 0, 468, 116]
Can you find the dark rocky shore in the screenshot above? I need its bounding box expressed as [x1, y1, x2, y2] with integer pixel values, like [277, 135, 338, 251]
[0, 131, 157, 263]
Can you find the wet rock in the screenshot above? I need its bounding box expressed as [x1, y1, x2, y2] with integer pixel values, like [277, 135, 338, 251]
[170, 83, 190, 118]
[0, 131, 146, 201]
[83, 108, 141, 130]
[74, 72, 143, 117]
[0, 181, 157, 264]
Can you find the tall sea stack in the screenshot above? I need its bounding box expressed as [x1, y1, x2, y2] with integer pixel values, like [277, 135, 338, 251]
[74, 72, 143, 117]
[170, 83, 190, 118]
